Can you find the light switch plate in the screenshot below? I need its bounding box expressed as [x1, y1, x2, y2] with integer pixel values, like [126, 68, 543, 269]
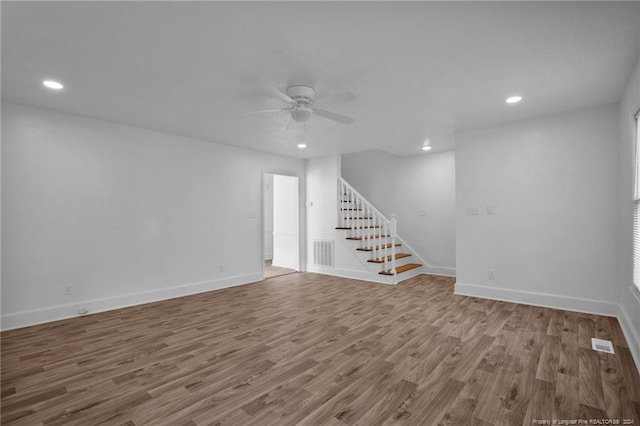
[466, 207, 480, 215]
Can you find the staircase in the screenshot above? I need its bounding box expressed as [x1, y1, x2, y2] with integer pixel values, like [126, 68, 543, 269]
[335, 177, 423, 284]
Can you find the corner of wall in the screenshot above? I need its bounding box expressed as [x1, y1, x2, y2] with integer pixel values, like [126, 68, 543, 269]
[617, 290, 640, 372]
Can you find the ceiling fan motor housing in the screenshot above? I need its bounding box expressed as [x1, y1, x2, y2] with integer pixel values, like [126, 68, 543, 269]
[287, 86, 316, 122]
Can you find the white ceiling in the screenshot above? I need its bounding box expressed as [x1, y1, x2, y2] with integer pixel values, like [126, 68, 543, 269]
[2, 2, 639, 158]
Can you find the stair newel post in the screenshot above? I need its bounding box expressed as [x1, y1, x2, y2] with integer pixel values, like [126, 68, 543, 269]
[390, 214, 397, 283]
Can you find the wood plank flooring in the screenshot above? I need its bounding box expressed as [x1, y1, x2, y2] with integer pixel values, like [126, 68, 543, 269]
[2, 273, 639, 425]
[264, 260, 296, 279]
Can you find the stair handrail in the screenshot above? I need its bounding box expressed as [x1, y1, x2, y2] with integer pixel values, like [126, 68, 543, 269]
[338, 177, 390, 227]
[338, 177, 432, 282]
[392, 234, 431, 272]
[339, 177, 399, 280]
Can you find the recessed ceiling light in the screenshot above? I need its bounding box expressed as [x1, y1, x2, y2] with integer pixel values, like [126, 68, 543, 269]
[297, 143, 307, 149]
[43, 80, 64, 90]
[422, 145, 432, 151]
[506, 96, 522, 104]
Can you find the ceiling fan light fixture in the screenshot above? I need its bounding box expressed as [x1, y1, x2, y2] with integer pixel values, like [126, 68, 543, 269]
[291, 106, 313, 122]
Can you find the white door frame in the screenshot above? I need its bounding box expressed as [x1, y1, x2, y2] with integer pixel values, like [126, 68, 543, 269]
[261, 171, 301, 279]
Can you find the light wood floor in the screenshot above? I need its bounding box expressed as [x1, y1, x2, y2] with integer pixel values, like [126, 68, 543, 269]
[2, 273, 639, 425]
[264, 260, 296, 279]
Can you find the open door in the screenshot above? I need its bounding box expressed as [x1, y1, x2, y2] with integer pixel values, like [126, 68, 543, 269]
[271, 175, 299, 271]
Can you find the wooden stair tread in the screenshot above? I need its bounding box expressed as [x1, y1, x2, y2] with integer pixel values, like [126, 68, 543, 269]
[368, 253, 411, 263]
[379, 263, 422, 275]
[346, 234, 390, 240]
[356, 243, 401, 252]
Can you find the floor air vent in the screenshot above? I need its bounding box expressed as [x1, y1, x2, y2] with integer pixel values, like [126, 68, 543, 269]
[313, 240, 334, 267]
[591, 338, 614, 354]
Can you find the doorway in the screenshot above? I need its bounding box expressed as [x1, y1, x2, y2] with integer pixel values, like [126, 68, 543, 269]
[263, 173, 299, 279]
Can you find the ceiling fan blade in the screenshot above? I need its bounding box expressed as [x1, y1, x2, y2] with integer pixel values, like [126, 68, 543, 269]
[314, 108, 356, 125]
[240, 108, 287, 115]
[317, 91, 358, 104]
[265, 85, 295, 104]
[286, 117, 295, 130]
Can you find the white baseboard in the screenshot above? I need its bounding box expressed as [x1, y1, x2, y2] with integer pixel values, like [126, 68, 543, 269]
[454, 282, 620, 317]
[1, 273, 263, 331]
[306, 264, 395, 285]
[426, 266, 456, 277]
[305, 265, 454, 286]
[618, 294, 640, 373]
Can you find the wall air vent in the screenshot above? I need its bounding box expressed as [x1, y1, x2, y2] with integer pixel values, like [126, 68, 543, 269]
[313, 240, 334, 267]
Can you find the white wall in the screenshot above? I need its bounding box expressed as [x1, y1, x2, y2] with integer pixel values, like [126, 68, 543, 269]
[455, 104, 620, 316]
[394, 152, 456, 274]
[306, 155, 380, 282]
[341, 150, 397, 218]
[263, 173, 274, 260]
[618, 55, 640, 367]
[1, 103, 305, 330]
[341, 150, 456, 275]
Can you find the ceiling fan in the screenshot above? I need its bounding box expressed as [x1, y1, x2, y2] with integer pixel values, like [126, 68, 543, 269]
[245, 85, 357, 127]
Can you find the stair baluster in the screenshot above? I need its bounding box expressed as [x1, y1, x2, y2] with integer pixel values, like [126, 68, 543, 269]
[336, 177, 422, 281]
[348, 187, 354, 239]
[383, 222, 389, 272]
[390, 214, 397, 282]
[340, 180, 345, 229]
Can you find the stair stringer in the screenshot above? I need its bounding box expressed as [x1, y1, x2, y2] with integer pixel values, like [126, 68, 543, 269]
[336, 177, 437, 284]
[336, 230, 426, 283]
[310, 230, 395, 285]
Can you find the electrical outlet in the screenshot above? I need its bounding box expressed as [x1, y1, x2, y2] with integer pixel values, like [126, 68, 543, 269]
[63, 284, 72, 296]
[219, 264, 224, 273]
[488, 270, 495, 280]
[466, 207, 480, 215]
